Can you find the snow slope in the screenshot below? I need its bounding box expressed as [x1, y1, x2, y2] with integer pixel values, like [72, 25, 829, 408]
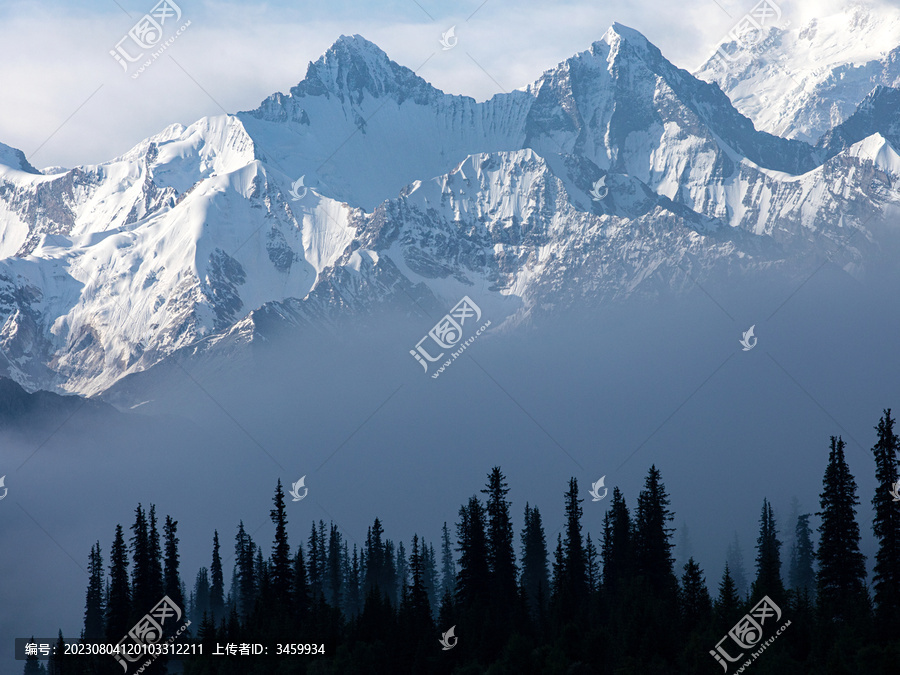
[0, 21, 897, 396]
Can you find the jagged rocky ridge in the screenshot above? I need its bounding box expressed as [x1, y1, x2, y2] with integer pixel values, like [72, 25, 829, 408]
[0, 23, 898, 397]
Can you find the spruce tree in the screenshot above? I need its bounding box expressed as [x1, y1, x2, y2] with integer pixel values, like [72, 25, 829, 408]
[715, 564, 742, 628]
[46, 631, 66, 675]
[520, 503, 549, 618]
[402, 535, 434, 633]
[193, 568, 210, 626]
[752, 498, 785, 604]
[455, 496, 490, 607]
[129, 504, 152, 616]
[269, 480, 293, 602]
[383, 539, 398, 605]
[83, 542, 105, 641]
[788, 513, 815, 601]
[422, 542, 439, 616]
[561, 477, 587, 607]
[329, 534, 347, 613]
[234, 521, 257, 618]
[106, 524, 131, 641]
[817, 436, 868, 622]
[254, 546, 269, 611]
[601, 487, 632, 597]
[147, 505, 164, 600]
[209, 531, 225, 621]
[363, 518, 387, 599]
[481, 467, 518, 610]
[680, 558, 712, 632]
[439, 522, 456, 599]
[292, 544, 310, 621]
[342, 542, 362, 619]
[725, 533, 749, 599]
[163, 515, 183, 609]
[551, 533, 565, 601]
[22, 636, 46, 675]
[395, 540, 408, 606]
[308, 521, 324, 600]
[585, 534, 599, 594]
[871, 409, 900, 633]
[633, 465, 677, 595]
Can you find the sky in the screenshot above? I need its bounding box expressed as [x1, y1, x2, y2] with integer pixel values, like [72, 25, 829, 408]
[0, 0, 866, 170]
[1, 0, 898, 668]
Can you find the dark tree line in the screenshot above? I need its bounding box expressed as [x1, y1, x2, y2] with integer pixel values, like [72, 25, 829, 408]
[34, 410, 900, 674]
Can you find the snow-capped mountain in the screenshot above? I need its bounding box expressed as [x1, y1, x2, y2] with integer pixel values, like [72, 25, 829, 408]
[0, 21, 898, 397]
[695, 1, 900, 143]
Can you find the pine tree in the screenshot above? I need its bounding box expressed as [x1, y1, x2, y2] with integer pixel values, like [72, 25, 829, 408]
[680, 558, 712, 632]
[520, 503, 549, 618]
[209, 531, 225, 621]
[633, 466, 677, 595]
[481, 467, 518, 611]
[871, 409, 900, 634]
[456, 496, 490, 607]
[83, 542, 105, 641]
[752, 498, 785, 604]
[269, 480, 293, 602]
[601, 487, 632, 597]
[817, 436, 868, 622]
[106, 524, 131, 641]
[788, 513, 815, 601]
[163, 515, 183, 609]
[439, 522, 456, 600]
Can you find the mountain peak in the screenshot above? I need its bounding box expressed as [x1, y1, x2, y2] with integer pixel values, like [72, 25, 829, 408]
[607, 22, 651, 45]
[287, 33, 438, 106]
[0, 142, 39, 174]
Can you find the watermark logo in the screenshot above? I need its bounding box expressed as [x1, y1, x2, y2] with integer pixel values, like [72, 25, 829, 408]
[110, 0, 191, 80]
[113, 595, 190, 673]
[740, 325, 757, 351]
[589, 476, 608, 501]
[440, 26, 458, 50]
[289, 476, 308, 502]
[589, 176, 608, 201]
[890, 480, 900, 502]
[289, 175, 308, 201]
[0, 475, 6, 500]
[714, 0, 783, 66]
[410, 296, 491, 379]
[710, 595, 789, 672]
[439, 625, 457, 650]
